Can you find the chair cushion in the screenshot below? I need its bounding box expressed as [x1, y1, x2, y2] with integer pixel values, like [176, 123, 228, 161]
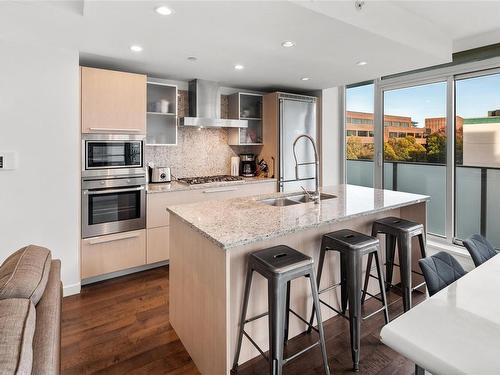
[463, 234, 497, 267]
[0, 298, 36, 375]
[0, 245, 51, 305]
[418, 251, 466, 297]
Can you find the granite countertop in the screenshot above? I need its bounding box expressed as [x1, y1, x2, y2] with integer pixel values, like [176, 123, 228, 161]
[147, 177, 277, 194]
[167, 184, 430, 250]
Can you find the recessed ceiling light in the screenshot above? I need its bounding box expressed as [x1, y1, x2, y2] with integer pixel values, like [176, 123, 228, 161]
[301, 77, 311, 81]
[130, 45, 143, 52]
[155, 6, 173, 15]
[281, 41, 296, 48]
[356, 61, 368, 66]
[234, 64, 244, 70]
[187, 56, 198, 62]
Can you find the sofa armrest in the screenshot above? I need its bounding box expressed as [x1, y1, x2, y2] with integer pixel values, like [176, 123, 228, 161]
[32, 260, 61, 375]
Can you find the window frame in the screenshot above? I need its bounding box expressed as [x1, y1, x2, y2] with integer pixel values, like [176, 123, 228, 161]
[342, 56, 500, 246]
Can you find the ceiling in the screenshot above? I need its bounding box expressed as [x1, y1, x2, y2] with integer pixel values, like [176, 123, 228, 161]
[1, 1, 499, 91]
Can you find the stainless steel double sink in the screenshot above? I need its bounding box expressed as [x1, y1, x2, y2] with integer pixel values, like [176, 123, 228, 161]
[259, 192, 336, 207]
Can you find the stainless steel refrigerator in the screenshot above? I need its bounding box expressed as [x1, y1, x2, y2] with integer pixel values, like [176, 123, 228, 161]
[278, 93, 317, 193]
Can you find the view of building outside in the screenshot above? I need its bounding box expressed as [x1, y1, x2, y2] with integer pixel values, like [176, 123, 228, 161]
[383, 82, 447, 236]
[346, 92, 500, 167]
[345, 83, 374, 187]
[346, 74, 500, 243]
[455, 72, 500, 246]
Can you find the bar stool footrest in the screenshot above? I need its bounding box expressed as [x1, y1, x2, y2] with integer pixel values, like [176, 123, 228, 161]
[362, 306, 387, 321]
[318, 282, 342, 295]
[283, 341, 321, 365]
[412, 281, 426, 291]
[244, 311, 268, 324]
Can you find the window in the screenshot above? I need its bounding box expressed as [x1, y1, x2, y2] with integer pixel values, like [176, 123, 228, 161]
[455, 72, 500, 246]
[346, 130, 356, 136]
[344, 57, 500, 250]
[358, 130, 369, 137]
[383, 82, 447, 236]
[345, 83, 374, 187]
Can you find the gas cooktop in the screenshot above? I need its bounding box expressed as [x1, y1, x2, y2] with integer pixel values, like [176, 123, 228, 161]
[177, 175, 245, 185]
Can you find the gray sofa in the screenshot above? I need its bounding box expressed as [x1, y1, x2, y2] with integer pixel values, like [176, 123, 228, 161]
[0, 245, 62, 375]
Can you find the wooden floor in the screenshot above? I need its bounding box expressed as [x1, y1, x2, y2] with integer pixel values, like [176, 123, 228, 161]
[62, 266, 424, 375]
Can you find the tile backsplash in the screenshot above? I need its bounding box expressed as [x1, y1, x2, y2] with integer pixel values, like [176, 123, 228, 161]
[146, 128, 233, 178]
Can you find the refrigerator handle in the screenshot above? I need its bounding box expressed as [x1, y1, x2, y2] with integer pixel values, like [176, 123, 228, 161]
[279, 99, 284, 192]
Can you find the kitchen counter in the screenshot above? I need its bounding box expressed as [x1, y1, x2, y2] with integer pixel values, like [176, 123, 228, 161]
[168, 184, 429, 249]
[168, 184, 429, 375]
[147, 176, 277, 194]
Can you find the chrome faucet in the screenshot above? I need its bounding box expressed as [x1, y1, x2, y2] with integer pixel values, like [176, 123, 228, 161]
[292, 134, 320, 204]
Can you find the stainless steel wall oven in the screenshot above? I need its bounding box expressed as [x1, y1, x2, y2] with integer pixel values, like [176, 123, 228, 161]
[82, 175, 146, 238]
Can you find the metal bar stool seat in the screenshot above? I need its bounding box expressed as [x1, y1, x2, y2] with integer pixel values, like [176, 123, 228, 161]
[231, 245, 330, 375]
[308, 229, 389, 372]
[366, 216, 426, 313]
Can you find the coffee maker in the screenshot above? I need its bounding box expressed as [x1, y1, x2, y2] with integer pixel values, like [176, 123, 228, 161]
[239, 154, 256, 177]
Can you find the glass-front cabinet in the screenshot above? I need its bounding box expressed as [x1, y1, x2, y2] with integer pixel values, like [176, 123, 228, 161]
[146, 80, 178, 146]
[228, 92, 263, 145]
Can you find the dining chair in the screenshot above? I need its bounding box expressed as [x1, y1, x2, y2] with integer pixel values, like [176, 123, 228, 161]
[463, 234, 498, 267]
[418, 252, 467, 297]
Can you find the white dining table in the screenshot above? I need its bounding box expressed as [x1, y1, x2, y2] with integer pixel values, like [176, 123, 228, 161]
[380, 253, 500, 375]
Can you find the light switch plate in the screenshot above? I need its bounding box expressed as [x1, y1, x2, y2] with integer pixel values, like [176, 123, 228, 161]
[0, 151, 18, 170]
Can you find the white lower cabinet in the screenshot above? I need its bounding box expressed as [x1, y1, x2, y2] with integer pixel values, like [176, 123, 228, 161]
[81, 229, 146, 279]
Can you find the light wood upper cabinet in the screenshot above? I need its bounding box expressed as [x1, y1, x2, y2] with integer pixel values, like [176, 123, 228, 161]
[81, 67, 147, 134]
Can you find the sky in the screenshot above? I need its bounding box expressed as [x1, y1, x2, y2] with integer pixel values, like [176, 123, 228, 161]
[346, 73, 500, 128]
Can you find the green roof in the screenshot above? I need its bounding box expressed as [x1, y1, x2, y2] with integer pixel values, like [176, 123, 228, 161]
[463, 116, 500, 125]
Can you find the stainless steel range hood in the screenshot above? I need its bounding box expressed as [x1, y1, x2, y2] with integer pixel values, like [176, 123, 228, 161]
[180, 79, 248, 128]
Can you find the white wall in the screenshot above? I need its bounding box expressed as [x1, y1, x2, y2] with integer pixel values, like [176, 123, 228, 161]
[321, 86, 343, 186]
[0, 41, 80, 295]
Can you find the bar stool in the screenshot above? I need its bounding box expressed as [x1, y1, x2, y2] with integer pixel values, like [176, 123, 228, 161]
[307, 229, 389, 372]
[231, 245, 330, 375]
[364, 217, 426, 312]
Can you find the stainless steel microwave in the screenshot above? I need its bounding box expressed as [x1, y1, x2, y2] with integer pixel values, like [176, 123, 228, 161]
[82, 134, 145, 178]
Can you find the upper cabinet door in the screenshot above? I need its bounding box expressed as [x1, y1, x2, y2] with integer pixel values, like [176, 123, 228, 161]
[81, 67, 146, 134]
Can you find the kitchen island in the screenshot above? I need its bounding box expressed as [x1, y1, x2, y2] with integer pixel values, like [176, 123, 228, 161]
[168, 184, 429, 375]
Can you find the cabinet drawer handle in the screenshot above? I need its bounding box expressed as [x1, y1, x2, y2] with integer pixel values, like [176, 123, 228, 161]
[202, 188, 238, 193]
[89, 127, 142, 133]
[88, 233, 140, 245]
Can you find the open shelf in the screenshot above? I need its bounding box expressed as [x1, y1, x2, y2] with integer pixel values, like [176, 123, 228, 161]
[228, 93, 264, 146]
[146, 80, 178, 146]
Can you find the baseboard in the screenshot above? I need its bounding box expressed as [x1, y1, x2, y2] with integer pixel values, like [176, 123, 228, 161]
[63, 282, 81, 297]
[81, 261, 169, 286]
